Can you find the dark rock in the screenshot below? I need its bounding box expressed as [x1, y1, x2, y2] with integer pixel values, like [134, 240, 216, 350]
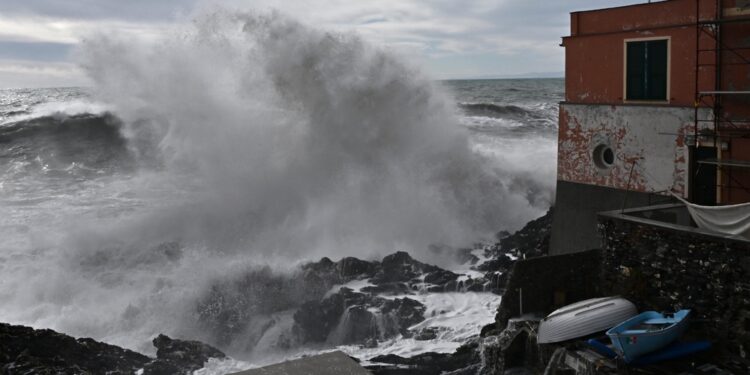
[423, 269, 459, 286]
[486, 208, 553, 261]
[380, 298, 426, 335]
[372, 251, 441, 284]
[361, 282, 410, 295]
[198, 249, 481, 350]
[336, 257, 379, 280]
[142, 334, 226, 375]
[294, 289, 351, 342]
[141, 360, 182, 375]
[414, 327, 439, 341]
[502, 208, 552, 257]
[476, 254, 514, 272]
[367, 341, 480, 375]
[479, 322, 500, 337]
[196, 264, 341, 346]
[293, 287, 426, 345]
[0, 323, 149, 374]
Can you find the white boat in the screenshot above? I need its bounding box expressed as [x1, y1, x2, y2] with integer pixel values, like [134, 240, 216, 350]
[537, 296, 637, 344]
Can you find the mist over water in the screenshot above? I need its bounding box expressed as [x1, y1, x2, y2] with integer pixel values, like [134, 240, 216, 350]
[0, 9, 556, 359]
[78, 10, 538, 258]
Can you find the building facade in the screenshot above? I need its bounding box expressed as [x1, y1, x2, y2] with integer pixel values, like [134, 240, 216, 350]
[552, 0, 750, 254]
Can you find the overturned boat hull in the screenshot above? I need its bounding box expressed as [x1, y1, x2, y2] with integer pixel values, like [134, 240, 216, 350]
[537, 296, 637, 344]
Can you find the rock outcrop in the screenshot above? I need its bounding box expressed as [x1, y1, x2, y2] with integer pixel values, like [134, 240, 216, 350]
[0, 323, 225, 375]
[293, 287, 426, 345]
[0, 323, 150, 374]
[198, 249, 506, 350]
[367, 341, 481, 375]
[142, 334, 226, 374]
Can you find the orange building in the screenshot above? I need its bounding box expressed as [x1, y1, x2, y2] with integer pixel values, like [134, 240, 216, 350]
[551, 0, 750, 254]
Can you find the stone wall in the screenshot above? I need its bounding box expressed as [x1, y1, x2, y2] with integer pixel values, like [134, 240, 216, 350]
[483, 249, 603, 374]
[494, 249, 603, 330]
[598, 210, 750, 356]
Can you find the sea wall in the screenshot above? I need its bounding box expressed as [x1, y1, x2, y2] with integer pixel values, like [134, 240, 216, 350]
[482, 249, 603, 374]
[598, 209, 750, 356]
[494, 248, 603, 330]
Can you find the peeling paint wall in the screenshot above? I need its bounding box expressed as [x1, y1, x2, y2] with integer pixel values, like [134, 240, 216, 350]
[558, 104, 712, 197]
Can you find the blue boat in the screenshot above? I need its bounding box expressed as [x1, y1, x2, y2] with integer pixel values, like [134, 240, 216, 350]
[606, 309, 691, 362]
[587, 338, 711, 365]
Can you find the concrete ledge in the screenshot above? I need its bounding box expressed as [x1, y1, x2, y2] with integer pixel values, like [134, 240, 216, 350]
[229, 351, 370, 375]
[599, 204, 750, 245]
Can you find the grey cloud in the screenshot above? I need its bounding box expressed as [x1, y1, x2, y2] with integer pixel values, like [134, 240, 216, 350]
[0, 0, 197, 21]
[0, 41, 74, 62]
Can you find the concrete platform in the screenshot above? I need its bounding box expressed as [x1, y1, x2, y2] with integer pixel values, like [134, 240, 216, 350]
[228, 351, 371, 375]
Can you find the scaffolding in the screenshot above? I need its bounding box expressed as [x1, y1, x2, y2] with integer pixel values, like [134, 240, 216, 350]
[693, 0, 750, 204]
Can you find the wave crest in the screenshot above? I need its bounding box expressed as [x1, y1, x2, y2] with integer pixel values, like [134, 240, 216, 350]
[0, 113, 133, 177]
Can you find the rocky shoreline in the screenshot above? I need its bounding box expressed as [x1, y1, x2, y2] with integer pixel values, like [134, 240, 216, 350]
[0, 209, 553, 374]
[0, 323, 226, 374]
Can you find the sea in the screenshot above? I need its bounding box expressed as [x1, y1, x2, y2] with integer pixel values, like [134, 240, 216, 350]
[0, 11, 561, 373]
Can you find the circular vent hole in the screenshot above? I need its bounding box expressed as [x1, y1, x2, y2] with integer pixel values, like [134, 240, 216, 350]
[593, 144, 615, 169]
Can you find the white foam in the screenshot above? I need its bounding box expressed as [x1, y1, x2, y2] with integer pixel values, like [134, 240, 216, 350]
[325, 278, 376, 298]
[338, 292, 500, 362]
[193, 357, 257, 375]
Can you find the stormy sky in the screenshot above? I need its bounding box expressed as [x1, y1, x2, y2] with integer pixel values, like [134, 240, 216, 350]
[0, 0, 649, 88]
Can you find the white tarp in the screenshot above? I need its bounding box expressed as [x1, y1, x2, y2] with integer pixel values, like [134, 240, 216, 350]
[672, 193, 750, 238]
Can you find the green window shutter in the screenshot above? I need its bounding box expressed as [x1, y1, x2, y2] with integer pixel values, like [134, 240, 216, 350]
[627, 42, 646, 100]
[626, 39, 668, 101]
[646, 40, 668, 100]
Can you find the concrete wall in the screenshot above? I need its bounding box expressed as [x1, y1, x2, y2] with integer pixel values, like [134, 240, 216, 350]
[558, 104, 710, 196]
[550, 180, 656, 255]
[598, 210, 750, 355]
[494, 248, 603, 329]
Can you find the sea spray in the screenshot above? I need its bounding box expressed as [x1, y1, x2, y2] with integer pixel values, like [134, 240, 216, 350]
[77, 9, 533, 259]
[0, 8, 551, 360]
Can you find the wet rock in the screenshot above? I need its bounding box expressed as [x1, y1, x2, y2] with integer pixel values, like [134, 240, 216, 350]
[372, 251, 441, 284]
[196, 264, 342, 346]
[293, 288, 425, 345]
[293, 289, 351, 342]
[497, 208, 553, 259]
[0, 323, 229, 375]
[414, 327, 439, 341]
[361, 282, 411, 295]
[336, 257, 379, 280]
[367, 341, 480, 375]
[142, 334, 226, 375]
[423, 269, 459, 286]
[476, 254, 514, 273]
[0, 323, 149, 374]
[380, 298, 426, 336]
[199, 249, 499, 350]
[339, 306, 377, 344]
[141, 360, 182, 375]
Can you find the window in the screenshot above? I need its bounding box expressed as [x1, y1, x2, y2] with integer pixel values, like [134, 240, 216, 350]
[625, 39, 668, 101]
